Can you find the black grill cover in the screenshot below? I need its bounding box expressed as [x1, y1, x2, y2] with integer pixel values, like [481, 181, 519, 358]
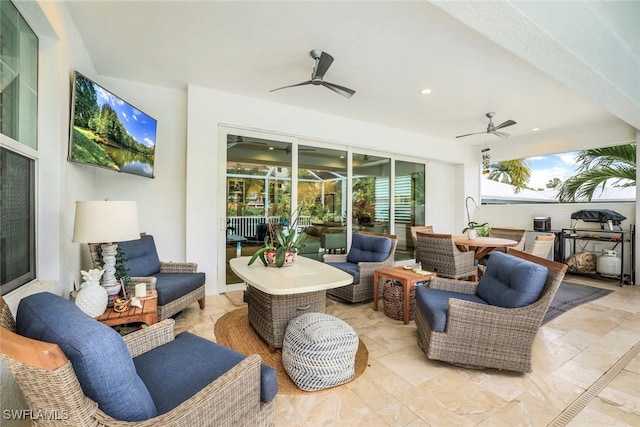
[570, 209, 626, 225]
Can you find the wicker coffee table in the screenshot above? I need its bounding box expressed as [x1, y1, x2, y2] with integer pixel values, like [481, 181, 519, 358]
[229, 256, 353, 351]
[373, 267, 435, 324]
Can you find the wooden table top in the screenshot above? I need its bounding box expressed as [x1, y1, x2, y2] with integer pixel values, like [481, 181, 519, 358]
[453, 236, 518, 248]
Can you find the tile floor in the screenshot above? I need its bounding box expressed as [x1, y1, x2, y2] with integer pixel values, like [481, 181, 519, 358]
[173, 275, 640, 426]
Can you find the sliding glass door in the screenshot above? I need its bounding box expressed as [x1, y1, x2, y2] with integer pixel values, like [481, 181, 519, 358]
[352, 153, 391, 235]
[226, 135, 292, 284]
[394, 160, 425, 260]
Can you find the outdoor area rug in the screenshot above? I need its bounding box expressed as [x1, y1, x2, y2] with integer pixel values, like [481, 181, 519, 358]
[542, 281, 613, 324]
[214, 306, 369, 394]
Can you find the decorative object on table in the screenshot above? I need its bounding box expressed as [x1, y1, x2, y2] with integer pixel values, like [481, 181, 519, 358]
[72, 200, 140, 305]
[282, 312, 359, 391]
[135, 283, 147, 298]
[481, 146, 491, 175]
[112, 296, 130, 312]
[248, 206, 307, 267]
[463, 196, 489, 237]
[75, 269, 108, 317]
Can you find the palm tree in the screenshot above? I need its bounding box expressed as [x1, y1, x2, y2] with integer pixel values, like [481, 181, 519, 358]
[546, 177, 561, 189]
[556, 144, 636, 202]
[486, 159, 531, 193]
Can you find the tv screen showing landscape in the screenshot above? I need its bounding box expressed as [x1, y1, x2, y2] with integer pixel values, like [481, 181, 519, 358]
[68, 71, 157, 178]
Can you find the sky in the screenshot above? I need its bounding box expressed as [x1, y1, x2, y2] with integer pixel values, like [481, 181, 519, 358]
[524, 152, 579, 190]
[94, 85, 157, 148]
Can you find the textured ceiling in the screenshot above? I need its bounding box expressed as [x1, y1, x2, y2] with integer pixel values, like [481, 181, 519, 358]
[62, 1, 638, 148]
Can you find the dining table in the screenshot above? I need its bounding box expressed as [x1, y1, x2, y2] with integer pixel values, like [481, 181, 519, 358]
[453, 235, 518, 260]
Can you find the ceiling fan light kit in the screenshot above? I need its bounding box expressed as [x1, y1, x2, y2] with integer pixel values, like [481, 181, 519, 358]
[270, 49, 356, 98]
[455, 112, 516, 139]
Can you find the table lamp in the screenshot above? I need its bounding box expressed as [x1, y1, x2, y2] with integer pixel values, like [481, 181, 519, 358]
[73, 200, 140, 304]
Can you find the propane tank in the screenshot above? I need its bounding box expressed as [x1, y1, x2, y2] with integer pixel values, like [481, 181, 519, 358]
[596, 250, 621, 277]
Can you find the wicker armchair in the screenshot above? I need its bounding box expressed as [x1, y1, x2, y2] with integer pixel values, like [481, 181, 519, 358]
[526, 235, 555, 259]
[409, 225, 434, 244]
[0, 295, 276, 427]
[324, 231, 398, 303]
[414, 232, 478, 281]
[415, 249, 567, 372]
[90, 234, 205, 320]
[489, 227, 526, 251]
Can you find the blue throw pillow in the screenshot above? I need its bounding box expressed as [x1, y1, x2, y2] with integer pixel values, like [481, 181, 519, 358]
[118, 235, 161, 276]
[16, 293, 157, 421]
[476, 251, 548, 308]
[347, 233, 392, 263]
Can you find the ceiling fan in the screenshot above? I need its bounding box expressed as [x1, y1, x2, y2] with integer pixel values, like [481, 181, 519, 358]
[270, 49, 356, 98]
[455, 112, 517, 139]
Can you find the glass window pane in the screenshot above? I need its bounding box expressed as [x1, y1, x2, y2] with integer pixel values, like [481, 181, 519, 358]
[395, 160, 425, 260]
[225, 135, 292, 284]
[1, 147, 36, 294]
[352, 153, 391, 236]
[297, 145, 347, 256]
[0, 0, 38, 149]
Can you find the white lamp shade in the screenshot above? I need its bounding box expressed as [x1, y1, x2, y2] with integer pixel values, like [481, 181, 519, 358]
[73, 201, 141, 243]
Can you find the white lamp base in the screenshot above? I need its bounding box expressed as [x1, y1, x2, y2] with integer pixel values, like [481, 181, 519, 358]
[100, 243, 121, 305]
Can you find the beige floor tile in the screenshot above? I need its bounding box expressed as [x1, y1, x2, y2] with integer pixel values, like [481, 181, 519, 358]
[168, 279, 640, 426]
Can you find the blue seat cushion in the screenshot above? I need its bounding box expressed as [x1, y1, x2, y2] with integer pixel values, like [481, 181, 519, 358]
[347, 233, 392, 263]
[16, 292, 157, 421]
[476, 251, 548, 308]
[415, 287, 487, 332]
[327, 262, 360, 284]
[152, 272, 206, 306]
[134, 332, 278, 414]
[118, 235, 161, 276]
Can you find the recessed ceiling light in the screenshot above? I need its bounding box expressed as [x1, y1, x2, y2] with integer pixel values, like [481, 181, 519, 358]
[531, 127, 540, 132]
[268, 146, 275, 150]
[419, 88, 432, 95]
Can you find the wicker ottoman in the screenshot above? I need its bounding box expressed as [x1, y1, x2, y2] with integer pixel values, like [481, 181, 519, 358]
[282, 313, 358, 391]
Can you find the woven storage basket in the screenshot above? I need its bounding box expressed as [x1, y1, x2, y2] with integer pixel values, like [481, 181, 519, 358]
[383, 280, 417, 321]
[282, 312, 358, 391]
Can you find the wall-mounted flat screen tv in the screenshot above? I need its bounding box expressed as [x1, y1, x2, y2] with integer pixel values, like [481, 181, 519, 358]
[68, 71, 157, 178]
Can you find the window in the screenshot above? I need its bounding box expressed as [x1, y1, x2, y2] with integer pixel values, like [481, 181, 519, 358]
[0, 0, 38, 294]
[480, 144, 636, 204]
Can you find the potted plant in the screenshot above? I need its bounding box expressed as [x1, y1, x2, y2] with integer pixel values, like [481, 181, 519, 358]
[462, 221, 490, 239]
[248, 207, 308, 267]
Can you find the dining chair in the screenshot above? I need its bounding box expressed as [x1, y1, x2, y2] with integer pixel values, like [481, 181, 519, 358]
[525, 235, 555, 258]
[414, 232, 477, 281]
[410, 225, 434, 245]
[489, 227, 527, 251]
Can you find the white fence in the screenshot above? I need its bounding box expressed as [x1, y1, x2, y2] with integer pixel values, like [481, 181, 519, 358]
[227, 216, 312, 238]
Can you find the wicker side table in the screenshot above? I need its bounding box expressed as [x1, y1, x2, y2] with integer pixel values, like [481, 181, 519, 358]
[373, 267, 435, 324]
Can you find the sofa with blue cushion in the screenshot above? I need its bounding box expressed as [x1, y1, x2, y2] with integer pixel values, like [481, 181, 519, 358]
[90, 234, 206, 320]
[414, 249, 567, 373]
[324, 231, 398, 303]
[0, 292, 277, 426]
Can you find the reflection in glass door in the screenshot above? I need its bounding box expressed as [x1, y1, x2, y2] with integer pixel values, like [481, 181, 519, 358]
[226, 135, 291, 284]
[352, 153, 391, 236]
[297, 145, 347, 258]
[394, 161, 425, 260]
